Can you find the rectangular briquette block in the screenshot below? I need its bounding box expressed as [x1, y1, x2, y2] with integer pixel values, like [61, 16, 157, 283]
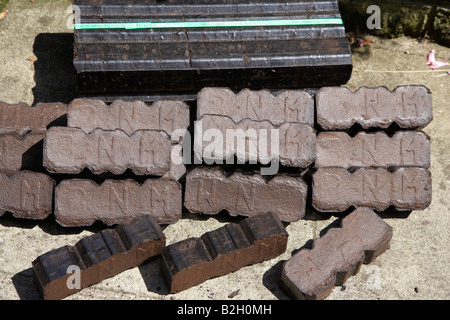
[160, 212, 288, 293]
[316, 86, 433, 130]
[0, 133, 44, 171]
[194, 115, 316, 168]
[68, 98, 190, 142]
[184, 167, 307, 222]
[32, 215, 166, 300]
[0, 101, 67, 136]
[197, 88, 314, 126]
[312, 167, 432, 212]
[280, 207, 393, 300]
[315, 131, 430, 169]
[0, 170, 55, 220]
[43, 127, 171, 176]
[54, 178, 182, 226]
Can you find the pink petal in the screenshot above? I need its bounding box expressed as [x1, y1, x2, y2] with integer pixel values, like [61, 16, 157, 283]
[427, 49, 436, 65]
[431, 61, 448, 69]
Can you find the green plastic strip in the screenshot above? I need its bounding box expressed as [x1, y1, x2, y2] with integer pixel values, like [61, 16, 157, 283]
[74, 18, 343, 30]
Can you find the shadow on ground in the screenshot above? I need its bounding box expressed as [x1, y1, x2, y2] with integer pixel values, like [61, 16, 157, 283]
[262, 260, 290, 300]
[32, 33, 77, 106]
[138, 257, 170, 296]
[11, 268, 41, 300]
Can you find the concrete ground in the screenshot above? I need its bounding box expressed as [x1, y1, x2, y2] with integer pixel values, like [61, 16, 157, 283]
[0, 0, 449, 300]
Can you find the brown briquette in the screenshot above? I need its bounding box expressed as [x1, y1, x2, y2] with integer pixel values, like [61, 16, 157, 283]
[0, 101, 67, 135]
[32, 215, 166, 300]
[54, 178, 182, 226]
[316, 86, 433, 130]
[312, 167, 432, 212]
[43, 127, 171, 175]
[184, 167, 307, 222]
[197, 87, 314, 126]
[315, 131, 430, 169]
[68, 99, 189, 142]
[0, 133, 44, 171]
[0, 170, 55, 220]
[280, 207, 393, 300]
[160, 212, 288, 293]
[193, 115, 316, 168]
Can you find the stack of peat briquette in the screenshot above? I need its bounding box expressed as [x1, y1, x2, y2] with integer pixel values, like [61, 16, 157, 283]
[0, 102, 66, 220]
[72, 0, 352, 100]
[44, 99, 189, 227]
[280, 85, 433, 300]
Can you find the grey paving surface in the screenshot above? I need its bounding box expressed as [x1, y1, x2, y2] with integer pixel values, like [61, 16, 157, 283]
[0, 0, 449, 300]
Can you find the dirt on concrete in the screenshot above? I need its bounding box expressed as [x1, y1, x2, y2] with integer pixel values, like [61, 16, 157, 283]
[0, 0, 449, 300]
